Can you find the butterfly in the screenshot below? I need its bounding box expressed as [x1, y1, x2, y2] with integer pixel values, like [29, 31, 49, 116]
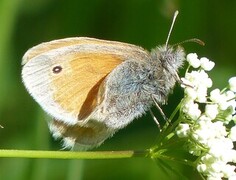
[22, 11, 199, 150]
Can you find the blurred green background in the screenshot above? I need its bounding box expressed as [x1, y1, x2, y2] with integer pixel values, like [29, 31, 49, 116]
[0, 0, 235, 179]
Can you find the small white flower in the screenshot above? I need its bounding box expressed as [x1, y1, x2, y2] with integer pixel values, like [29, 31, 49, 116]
[205, 104, 219, 120]
[200, 57, 215, 71]
[192, 120, 214, 145]
[182, 100, 201, 120]
[210, 90, 235, 112]
[225, 90, 235, 100]
[184, 87, 197, 100]
[198, 71, 213, 88]
[197, 164, 207, 173]
[176, 123, 190, 138]
[208, 138, 234, 160]
[212, 121, 227, 138]
[183, 70, 212, 103]
[185, 71, 198, 84]
[186, 53, 200, 68]
[195, 70, 213, 88]
[222, 164, 236, 178]
[229, 77, 236, 92]
[210, 89, 222, 102]
[230, 150, 236, 163]
[210, 161, 224, 173]
[196, 86, 208, 102]
[219, 101, 230, 111]
[206, 78, 213, 88]
[225, 149, 236, 163]
[228, 126, 236, 141]
[229, 174, 236, 180]
[210, 89, 227, 110]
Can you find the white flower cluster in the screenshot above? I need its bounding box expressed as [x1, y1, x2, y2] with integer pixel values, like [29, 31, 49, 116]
[176, 53, 236, 180]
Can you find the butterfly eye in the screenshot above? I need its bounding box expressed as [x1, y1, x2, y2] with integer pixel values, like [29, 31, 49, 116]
[52, 65, 63, 74]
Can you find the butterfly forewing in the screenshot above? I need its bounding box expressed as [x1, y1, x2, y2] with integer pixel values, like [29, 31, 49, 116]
[22, 37, 150, 125]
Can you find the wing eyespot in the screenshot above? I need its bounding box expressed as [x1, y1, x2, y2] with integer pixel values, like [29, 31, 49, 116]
[52, 65, 63, 74]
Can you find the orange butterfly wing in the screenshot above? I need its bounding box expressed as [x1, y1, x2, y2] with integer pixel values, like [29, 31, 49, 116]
[22, 37, 149, 125]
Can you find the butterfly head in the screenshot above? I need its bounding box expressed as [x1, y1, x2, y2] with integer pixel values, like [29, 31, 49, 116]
[153, 45, 185, 72]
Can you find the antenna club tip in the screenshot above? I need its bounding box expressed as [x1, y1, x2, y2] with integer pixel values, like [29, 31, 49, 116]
[174, 10, 179, 16]
[165, 10, 179, 48]
[193, 38, 205, 46]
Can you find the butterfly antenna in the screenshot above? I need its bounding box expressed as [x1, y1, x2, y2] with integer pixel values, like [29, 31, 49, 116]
[165, 10, 179, 50]
[173, 38, 205, 47]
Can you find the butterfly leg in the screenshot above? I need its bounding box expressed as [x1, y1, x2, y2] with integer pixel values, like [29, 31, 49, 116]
[174, 71, 194, 88]
[151, 95, 172, 126]
[149, 108, 161, 131]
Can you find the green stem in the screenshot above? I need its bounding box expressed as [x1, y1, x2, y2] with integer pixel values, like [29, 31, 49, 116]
[220, 87, 228, 93]
[0, 149, 148, 159]
[185, 64, 191, 77]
